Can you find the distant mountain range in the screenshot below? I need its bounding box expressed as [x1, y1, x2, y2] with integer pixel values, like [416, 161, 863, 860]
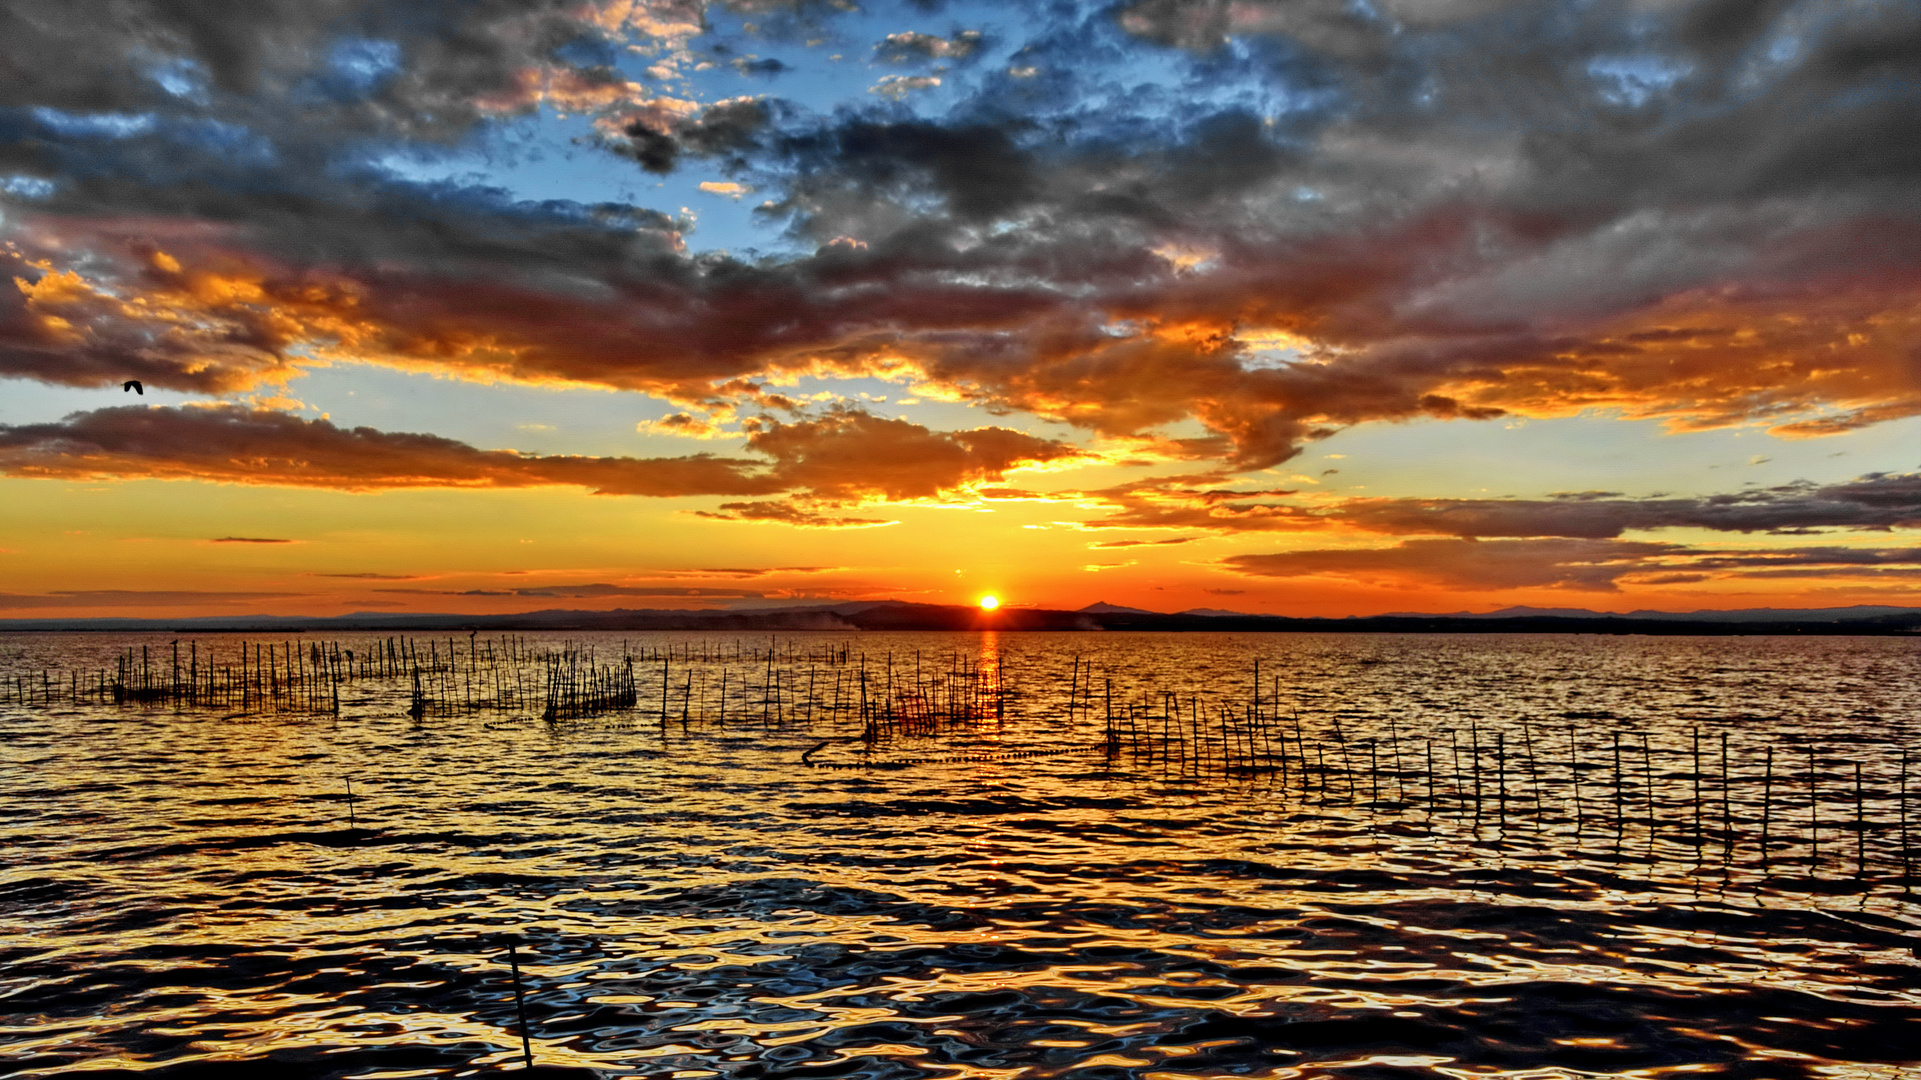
[1, 601, 1917, 635]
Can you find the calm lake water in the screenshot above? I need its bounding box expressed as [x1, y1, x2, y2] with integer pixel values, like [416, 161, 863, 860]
[4, 630, 1919, 1078]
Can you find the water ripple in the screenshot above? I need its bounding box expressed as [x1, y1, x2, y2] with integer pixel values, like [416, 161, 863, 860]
[3, 630, 1919, 1077]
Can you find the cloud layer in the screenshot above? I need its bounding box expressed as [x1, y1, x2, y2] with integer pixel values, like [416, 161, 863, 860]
[1080, 471, 1921, 537]
[1225, 538, 1921, 593]
[0, 0, 1915, 474]
[0, 404, 1077, 507]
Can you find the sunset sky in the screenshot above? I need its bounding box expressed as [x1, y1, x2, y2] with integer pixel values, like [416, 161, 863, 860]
[2, 0, 1918, 619]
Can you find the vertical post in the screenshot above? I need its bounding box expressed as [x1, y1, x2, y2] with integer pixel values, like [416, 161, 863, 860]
[1569, 726, 1582, 838]
[1808, 746, 1819, 877]
[1470, 725, 1483, 821]
[1495, 731, 1506, 828]
[1612, 732, 1624, 838]
[506, 937, 533, 1069]
[1388, 717, 1402, 803]
[1642, 733, 1657, 861]
[1760, 745, 1774, 871]
[1855, 760, 1866, 884]
[1519, 720, 1538, 829]
[1900, 748, 1911, 890]
[1692, 728, 1703, 856]
[1450, 729, 1463, 816]
[1719, 732, 1732, 862]
[1425, 739, 1436, 819]
[1104, 678, 1116, 753]
[1369, 740, 1379, 807]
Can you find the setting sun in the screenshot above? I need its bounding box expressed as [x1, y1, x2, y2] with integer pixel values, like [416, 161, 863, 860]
[979, 594, 1000, 610]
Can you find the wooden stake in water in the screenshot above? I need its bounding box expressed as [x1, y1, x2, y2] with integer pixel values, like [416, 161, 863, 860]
[1640, 733, 1655, 842]
[1387, 716, 1402, 802]
[1520, 720, 1540, 830]
[1720, 732, 1733, 862]
[1426, 739, 1436, 819]
[1495, 730, 1506, 828]
[1808, 746, 1819, 876]
[1449, 729, 1463, 815]
[1901, 747, 1912, 890]
[1369, 740, 1380, 807]
[1855, 760, 1866, 883]
[1569, 726, 1583, 837]
[1612, 732, 1624, 837]
[1469, 724, 1483, 821]
[1691, 728, 1703, 855]
[505, 935, 533, 1069]
[1760, 745, 1774, 871]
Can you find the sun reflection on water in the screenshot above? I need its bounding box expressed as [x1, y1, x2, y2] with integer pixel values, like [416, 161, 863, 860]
[1, 630, 1918, 1077]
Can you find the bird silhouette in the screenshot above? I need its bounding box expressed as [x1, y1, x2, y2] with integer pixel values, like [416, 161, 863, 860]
[122, 380, 143, 395]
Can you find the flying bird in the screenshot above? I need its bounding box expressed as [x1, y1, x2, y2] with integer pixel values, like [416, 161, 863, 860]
[122, 380, 143, 395]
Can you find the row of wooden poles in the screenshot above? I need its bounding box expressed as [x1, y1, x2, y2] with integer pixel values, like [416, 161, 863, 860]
[1086, 664, 1916, 886]
[108, 642, 344, 712]
[536, 646, 1007, 735]
[0, 636, 1004, 731]
[3, 638, 550, 714]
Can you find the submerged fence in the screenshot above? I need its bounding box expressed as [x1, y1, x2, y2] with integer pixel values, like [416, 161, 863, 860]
[4, 636, 1915, 886]
[0, 634, 1009, 733]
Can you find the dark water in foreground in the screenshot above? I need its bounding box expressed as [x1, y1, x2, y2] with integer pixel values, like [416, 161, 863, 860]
[3, 631, 1920, 1078]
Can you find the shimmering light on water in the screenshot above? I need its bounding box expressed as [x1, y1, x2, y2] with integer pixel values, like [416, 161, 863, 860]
[3, 631, 1919, 1078]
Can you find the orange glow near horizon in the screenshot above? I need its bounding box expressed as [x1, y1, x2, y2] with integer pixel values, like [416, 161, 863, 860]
[3, 1, 1921, 625]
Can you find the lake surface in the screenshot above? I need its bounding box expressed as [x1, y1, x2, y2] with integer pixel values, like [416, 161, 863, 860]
[4, 630, 1919, 1078]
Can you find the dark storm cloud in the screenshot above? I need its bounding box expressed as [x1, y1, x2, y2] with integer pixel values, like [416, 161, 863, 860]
[2, 0, 1919, 472]
[732, 57, 788, 77]
[772, 118, 1040, 222]
[0, 198, 684, 394]
[1114, 0, 1388, 58]
[0, 0, 598, 139]
[609, 96, 775, 173]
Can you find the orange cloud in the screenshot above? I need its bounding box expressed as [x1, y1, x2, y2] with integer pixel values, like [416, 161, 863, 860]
[0, 404, 1086, 513]
[4, 0, 1918, 492]
[690, 502, 895, 528]
[0, 405, 778, 495]
[743, 409, 1086, 503]
[1226, 538, 1921, 593]
[7, 178, 1919, 477]
[1074, 471, 1921, 538]
[0, 590, 305, 609]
